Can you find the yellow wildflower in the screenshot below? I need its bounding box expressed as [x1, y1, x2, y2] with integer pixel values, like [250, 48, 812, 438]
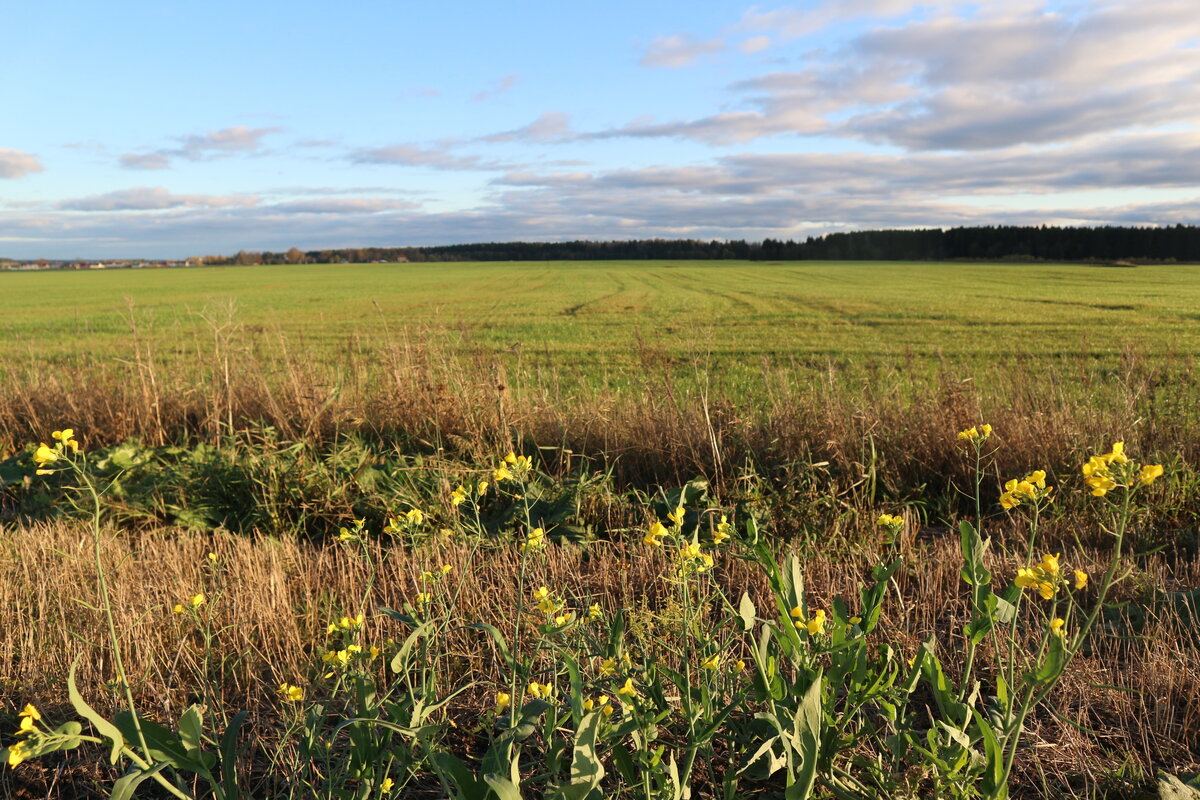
[493, 465, 513, 482]
[450, 485, 468, 506]
[527, 682, 553, 699]
[1049, 618, 1066, 637]
[52, 428, 80, 452]
[277, 683, 305, 702]
[173, 604, 185, 614]
[476, 480, 488, 496]
[599, 657, 617, 677]
[1138, 464, 1164, 485]
[18, 704, 40, 723]
[32, 443, 58, 473]
[876, 513, 904, 528]
[700, 653, 720, 670]
[588, 603, 603, 622]
[643, 521, 668, 546]
[713, 514, 732, 544]
[415, 592, 432, 606]
[616, 677, 637, 697]
[7, 740, 27, 768]
[380, 777, 394, 793]
[1074, 570, 1088, 590]
[667, 506, 685, 526]
[405, 509, 425, 526]
[806, 609, 827, 636]
[520, 527, 547, 553]
[735, 659, 746, 671]
[495, 691, 511, 713]
[1040, 553, 1061, 576]
[369, 645, 382, 659]
[189, 593, 205, 608]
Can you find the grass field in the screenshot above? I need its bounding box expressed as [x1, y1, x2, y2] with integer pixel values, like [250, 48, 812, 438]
[6, 260, 1200, 375]
[3, 261, 1200, 798]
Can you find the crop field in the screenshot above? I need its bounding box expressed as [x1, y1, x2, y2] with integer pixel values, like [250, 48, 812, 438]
[3, 261, 1200, 799]
[6, 260, 1200, 373]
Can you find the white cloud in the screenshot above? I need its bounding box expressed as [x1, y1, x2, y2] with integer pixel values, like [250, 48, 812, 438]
[639, 34, 726, 68]
[273, 198, 419, 214]
[58, 187, 259, 211]
[472, 74, 518, 101]
[0, 148, 44, 179]
[348, 144, 513, 171]
[119, 153, 172, 170]
[483, 112, 577, 144]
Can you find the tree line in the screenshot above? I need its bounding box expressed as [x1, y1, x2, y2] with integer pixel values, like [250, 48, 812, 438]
[203, 225, 1200, 266]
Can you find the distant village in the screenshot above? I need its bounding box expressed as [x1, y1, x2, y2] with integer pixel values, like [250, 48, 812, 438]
[0, 258, 199, 271]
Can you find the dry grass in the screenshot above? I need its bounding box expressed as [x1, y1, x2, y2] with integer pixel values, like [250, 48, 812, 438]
[2, 520, 1198, 797]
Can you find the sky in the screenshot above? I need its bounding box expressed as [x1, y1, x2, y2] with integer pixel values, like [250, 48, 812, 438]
[3, 0, 1199, 259]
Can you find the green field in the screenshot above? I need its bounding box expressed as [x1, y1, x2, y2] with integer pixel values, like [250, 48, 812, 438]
[5, 260, 1200, 379]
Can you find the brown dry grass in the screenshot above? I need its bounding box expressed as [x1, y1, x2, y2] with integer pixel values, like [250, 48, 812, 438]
[2, 520, 1198, 797]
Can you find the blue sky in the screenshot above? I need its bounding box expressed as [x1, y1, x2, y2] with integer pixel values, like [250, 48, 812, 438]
[3, 0, 1199, 258]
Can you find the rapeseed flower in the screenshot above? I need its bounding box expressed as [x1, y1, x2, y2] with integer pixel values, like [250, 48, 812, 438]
[713, 514, 732, 544]
[1138, 464, 1164, 485]
[644, 521, 668, 546]
[493, 465, 513, 482]
[405, 509, 425, 526]
[598, 657, 617, 677]
[1074, 570, 1088, 590]
[450, 485, 468, 506]
[700, 653, 720, 670]
[588, 603, 603, 622]
[52, 428, 79, 452]
[495, 691, 511, 714]
[1049, 618, 1066, 637]
[667, 506, 685, 526]
[32, 443, 58, 474]
[616, 677, 637, 697]
[520, 527, 547, 553]
[7, 740, 27, 768]
[277, 683, 305, 702]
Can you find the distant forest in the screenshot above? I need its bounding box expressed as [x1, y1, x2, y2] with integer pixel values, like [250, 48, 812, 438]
[212, 225, 1200, 265]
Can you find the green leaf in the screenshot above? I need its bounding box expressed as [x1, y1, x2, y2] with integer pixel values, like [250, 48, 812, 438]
[558, 711, 605, 800]
[178, 705, 203, 760]
[1028, 631, 1068, 685]
[110, 763, 168, 800]
[68, 658, 125, 765]
[220, 711, 249, 800]
[483, 774, 524, 800]
[391, 620, 437, 674]
[738, 591, 757, 632]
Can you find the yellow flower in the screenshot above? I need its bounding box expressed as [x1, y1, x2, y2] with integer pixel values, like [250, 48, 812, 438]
[1106, 441, 1128, 464]
[476, 480, 489, 496]
[405, 508, 425, 526]
[520, 527, 547, 552]
[1049, 618, 1066, 637]
[173, 604, 185, 614]
[1074, 570, 1088, 590]
[527, 682, 553, 699]
[616, 677, 637, 697]
[980, 423, 993, 438]
[957, 426, 979, 441]
[1037, 581, 1056, 601]
[1014, 567, 1041, 590]
[790, 605, 804, 619]
[493, 465, 513, 482]
[32, 443, 59, 473]
[700, 653, 720, 670]
[735, 660, 746, 671]
[369, 645, 382, 659]
[667, 506, 685, 526]
[1040, 552, 1061, 576]
[713, 514, 732, 544]
[189, 593, 205, 608]
[588, 603, 603, 622]
[495, 691, 511, 714]
[277, 683, 305, 702]
[415, 592, 432, 606]
[450, 485, 468, 506]
[1138, 464, 1164, 485]
[806, 609, 827, 636]
[876, 513, 904, 528]
[7, 740, 27, 768]
[380, 777, 395, 793]
[643, 521, 668, 546]
[16, 716, 34, 735]
[19, 704, 41, 723]
[441, 564, 453, 574]
[598, 657, 617, 677]
[52, 428, 80, 452]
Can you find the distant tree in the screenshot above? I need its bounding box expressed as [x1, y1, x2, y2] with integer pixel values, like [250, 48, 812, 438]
[285, 247, 306, 264]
